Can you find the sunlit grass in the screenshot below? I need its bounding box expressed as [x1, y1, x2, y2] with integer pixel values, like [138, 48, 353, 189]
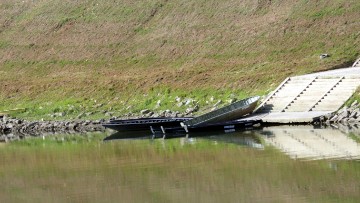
[0, 0, 359, 119]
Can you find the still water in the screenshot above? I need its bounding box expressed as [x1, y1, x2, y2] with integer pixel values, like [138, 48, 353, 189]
[0, 125, 359, 202]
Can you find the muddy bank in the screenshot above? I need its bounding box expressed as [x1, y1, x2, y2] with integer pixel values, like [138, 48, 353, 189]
[0, 116, 105, 142]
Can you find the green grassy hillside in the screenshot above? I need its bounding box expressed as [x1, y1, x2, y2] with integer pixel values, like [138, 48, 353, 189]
[0, 0, 359, 119]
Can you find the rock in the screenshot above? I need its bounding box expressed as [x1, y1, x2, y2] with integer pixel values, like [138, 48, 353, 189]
[140, 109, 151, 115]
[145, 112, 154, 117]
[320, 53, 330, 59]
[349, 104, 359, 113]
[325, 120, 330, 125]
[177, 113, 184, 117]
[171, 111, 179, 118]
[214, 100, 222, 107]
[94, 103, 103, 108]
[165, 110, 173, 117]
[77, 112, 85, 119]
[158, 111, 165, 117]
[349, 109, 358, 119]
[184, 99, 193, 106]
[324, 113, 333, 121]
[329, 115, 338, 122]
[105, 112, 113, 117]
[0, 135, 7, 142]
[341, 118, 349, 124]
[156, 100, 161, 106]
[55, 112, 65, 117]
[151, 113, 159, 118]
[5, 123, 13, 129]
[227, 98, 237, 104]
[348, 118, 357, 123]
[335, 107, 349, 123]
[351, 101, 358, 107]
[185, 105, 199, 114]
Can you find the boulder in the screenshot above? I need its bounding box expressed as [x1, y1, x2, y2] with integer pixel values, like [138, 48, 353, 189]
[140, 109, 151, 115]
[319, 53, 330, 59]
[349, 109, 358, 119]
[351, 100, 358, 108]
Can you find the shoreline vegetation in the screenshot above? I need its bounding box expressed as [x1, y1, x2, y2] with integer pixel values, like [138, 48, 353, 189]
[0, 88, 253, 120]
[1, 95, 359, 142]
[0, 75, 359, 142]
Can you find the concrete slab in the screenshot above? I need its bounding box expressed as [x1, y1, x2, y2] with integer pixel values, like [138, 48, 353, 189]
[260, 111, 332, 123]
[250, 67, 360, 123]
[297, 67, 360, 78]
[239, 111, 332, 123]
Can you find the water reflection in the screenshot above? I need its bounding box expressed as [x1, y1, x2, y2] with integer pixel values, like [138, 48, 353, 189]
[203, 132, 264, 149]
[103, 131, 153, 141]
[104, 125, 360, 160]
[2, 126, 360, 202]
[257, 125, 360, 160]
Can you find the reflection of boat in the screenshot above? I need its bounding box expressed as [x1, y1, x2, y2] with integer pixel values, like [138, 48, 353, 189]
[204, 132, 264, 149]
[103, 131, 154, 141]
[102, 117, 193, 132]
[103, 126, 263, 147]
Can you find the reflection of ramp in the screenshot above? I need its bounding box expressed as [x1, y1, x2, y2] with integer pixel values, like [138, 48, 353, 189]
[258, 126, 360, 160]
[184, 96, 259, 127]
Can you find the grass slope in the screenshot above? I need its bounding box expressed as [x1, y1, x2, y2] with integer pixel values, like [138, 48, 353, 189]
[0, 0, 359, 119]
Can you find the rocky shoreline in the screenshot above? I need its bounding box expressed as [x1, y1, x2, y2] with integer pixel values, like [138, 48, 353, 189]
[0, 110, 196, 142]
[2, 99, 359, 142]
[321, 101, 360, 125]
[0, 116, 105, 142]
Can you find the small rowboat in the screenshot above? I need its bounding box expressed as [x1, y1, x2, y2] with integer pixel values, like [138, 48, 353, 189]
[102, 96, 260, 134]
[102, 117, 193, 132]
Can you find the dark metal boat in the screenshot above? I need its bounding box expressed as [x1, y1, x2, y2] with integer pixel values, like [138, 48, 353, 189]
[183, 96, 260, 127]
[102, 117, 193, 131]
[161, 119, 261, 134]
[102, 96, 260, 134]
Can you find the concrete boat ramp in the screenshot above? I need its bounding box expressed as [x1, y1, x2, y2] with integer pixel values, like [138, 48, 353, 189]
[241, 65, 360, 124]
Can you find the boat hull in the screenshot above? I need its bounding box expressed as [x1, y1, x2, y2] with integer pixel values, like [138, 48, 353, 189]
[102, 117, 193, 131]
[163, 119, 261, 134]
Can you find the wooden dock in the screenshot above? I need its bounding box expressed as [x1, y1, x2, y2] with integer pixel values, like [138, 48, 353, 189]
[241, 67, 360, 123]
